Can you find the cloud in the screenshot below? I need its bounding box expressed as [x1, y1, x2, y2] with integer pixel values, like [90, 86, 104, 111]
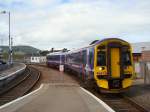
[0, 0, 150, 50]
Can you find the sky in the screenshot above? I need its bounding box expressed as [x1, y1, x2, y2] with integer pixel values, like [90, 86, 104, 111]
[0, 0, 150, 50]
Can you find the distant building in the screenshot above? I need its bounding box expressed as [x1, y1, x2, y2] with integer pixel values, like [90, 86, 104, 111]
[30, 56, 46, 63]
[132, 53, 141, 62]
[132, 42, 150, 62]
[132, 42, 150, 53]
[141, 50, 150, 61]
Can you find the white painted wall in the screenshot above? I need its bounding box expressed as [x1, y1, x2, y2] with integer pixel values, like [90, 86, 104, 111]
[30, 56, 46, 63]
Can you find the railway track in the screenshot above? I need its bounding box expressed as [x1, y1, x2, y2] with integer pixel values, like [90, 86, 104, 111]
[0, 66, 40, 106]
[88, 89, 148, 112]
[33, 64, 148, 112]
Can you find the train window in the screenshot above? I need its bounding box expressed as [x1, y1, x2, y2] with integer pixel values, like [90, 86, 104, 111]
[89, 48, 94, 67]
[82, 50, 87, 65]
[122, 52, 131, 65]
[68, 54, 73, 63]
[97, 51, 106, 66]
[73, 52, 82, 64]
[98, 45, 105, 49]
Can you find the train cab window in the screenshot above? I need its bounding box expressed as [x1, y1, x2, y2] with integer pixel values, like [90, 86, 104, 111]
[97, 51, 106, 66]
[122, 52, 131, 65]
[98, 46, 105, 49]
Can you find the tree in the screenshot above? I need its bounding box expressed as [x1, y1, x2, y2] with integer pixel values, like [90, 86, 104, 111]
[39, 50, 50, 56]
[62, 48, 68, 52]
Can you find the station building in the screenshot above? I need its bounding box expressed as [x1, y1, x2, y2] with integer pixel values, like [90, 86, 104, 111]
[132, 42, 150, 62]
[141, 50, 150, 62]
[132, 53, 141, 62]
[132, 42, 150, 78]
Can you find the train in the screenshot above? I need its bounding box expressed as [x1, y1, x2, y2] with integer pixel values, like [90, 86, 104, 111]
[46, 38, 134, 93]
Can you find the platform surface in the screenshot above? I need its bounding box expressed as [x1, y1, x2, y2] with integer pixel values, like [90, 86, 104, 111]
[0, 66, 114, 112]
[0, 84, 113, 112]
[0, 63, 26, 79]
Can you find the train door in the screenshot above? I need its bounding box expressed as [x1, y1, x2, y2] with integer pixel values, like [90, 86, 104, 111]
[110, 48, 120, 78]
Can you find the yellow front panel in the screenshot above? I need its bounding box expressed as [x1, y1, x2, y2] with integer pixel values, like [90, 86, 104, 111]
[92, 39, 134, 92]
[97, 80, 108, 89]
[122, 79, 133, 88]
[111, 48, 120, 78]
[124, 66, 133, 75]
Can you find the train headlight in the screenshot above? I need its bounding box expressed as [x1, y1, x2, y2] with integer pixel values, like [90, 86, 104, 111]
[99, 67, 102, 71]
[99, 67, 105, 71]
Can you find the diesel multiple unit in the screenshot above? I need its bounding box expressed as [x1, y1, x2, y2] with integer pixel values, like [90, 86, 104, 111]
[46, 38, 134, 93]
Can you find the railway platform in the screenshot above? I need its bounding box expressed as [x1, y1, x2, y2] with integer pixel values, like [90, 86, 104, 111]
[0, 83, 114, 112]
[0, 63, 26, 79]
[0, 65, 114, 112]
[0, 63, 26, 92]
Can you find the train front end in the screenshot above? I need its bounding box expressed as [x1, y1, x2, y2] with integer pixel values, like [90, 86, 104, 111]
[94, 38, 134, 93]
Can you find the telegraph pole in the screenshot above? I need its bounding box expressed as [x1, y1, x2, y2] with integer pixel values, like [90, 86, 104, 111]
[8, 12, 12, 64]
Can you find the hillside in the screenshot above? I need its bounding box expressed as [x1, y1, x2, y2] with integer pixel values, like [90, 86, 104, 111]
[0, 45, 40, 55]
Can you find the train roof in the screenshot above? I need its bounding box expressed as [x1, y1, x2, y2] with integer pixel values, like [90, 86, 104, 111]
[47, 38, 130, 55]
[68, 38, 130, 53]
[93, 38, 129, 45]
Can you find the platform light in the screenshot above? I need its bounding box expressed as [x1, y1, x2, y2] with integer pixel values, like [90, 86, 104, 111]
[0, 10, 12, 64]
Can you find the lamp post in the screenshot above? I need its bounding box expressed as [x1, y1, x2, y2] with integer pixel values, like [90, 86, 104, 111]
[0, 11, 12, 64]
